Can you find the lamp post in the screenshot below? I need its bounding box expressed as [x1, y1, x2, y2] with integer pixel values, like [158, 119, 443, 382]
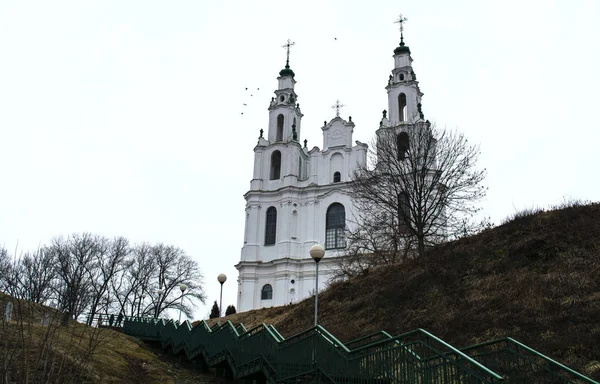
[309, 244, 325, 327]
[217, 273, 227, 326]
[155, 288, 163, 318]
[178, 283, 187, 324]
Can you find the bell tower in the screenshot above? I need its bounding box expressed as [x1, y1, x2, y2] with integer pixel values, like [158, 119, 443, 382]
[386, 15, 425, 125]
[267, 39, 303, 142]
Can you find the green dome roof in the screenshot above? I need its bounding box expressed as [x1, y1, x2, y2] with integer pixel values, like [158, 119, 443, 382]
[279, 67, 295, 77]
[394, 42, 411, 55]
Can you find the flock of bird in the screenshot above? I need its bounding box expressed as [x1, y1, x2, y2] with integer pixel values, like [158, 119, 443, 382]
[240, 87, 260, 115]
[239, 37, 339, 116]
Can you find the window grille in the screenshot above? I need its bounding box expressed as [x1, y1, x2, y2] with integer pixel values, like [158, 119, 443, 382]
[325, 203, 346, 249]
[261, 284, 273, 300]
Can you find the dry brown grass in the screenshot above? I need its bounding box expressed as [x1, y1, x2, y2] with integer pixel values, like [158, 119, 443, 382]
[0, 293, 200, 383]
[204, 203, 600, 380]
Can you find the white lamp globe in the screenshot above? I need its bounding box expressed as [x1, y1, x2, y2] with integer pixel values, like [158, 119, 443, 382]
[309, 244, 325, 263]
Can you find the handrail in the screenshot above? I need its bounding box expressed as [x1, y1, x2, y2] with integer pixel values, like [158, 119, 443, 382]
[347, 328, 504, 380]
[315, 325, 352, 353]
[416, 329, 505, 380]
[269, 325, 285, 341]
[239, 322, 270, 338]
[264, 324, 283, 342]
[346, 330, 393, 349]
[462, 337, 598, 384]
[279, 325, 351, 353]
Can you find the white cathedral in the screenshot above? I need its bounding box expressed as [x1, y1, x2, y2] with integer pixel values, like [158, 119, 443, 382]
[235, 26, 425, 312]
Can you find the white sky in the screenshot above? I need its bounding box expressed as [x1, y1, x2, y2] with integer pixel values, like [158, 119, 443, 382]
[1, 1, 599, 320]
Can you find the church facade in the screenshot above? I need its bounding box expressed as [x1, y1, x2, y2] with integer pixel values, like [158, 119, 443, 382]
[236, 26, 425, 312]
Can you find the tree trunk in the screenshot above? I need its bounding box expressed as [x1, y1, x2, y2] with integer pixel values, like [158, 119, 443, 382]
[417, 235, 426, 259]
[61, 311, 71, 327]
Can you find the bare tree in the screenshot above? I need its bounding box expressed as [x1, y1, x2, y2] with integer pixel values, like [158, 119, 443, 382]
[12, 248, 56, 304]
[2, 235, 207, 323]
[86, 236, 129, 325]
[345, 121, 486, 269]
[151, 243, 206, 319]
[0, 247, 11, 292]
[50, 233, 99, 325]
[111, 242, 156, 317]
[111, 243, 206, 319]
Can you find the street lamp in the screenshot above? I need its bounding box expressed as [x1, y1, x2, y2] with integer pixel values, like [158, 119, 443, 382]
[217, 273, 227, 326]
[309, 244, 325, 327]
[155, 288, 163, 318]
[178, 283, 187, 324]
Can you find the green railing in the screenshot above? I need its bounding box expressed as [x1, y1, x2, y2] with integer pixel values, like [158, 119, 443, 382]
[459, 337, 596, 384]
[121, 316, 597, 384]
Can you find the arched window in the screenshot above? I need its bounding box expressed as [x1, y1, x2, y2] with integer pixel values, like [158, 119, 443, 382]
[325, 203, 346, 249]
[264, 207, 277, 245]
[398, 93, 407, 122]
[397, 132, 409, 160]
[276, 114, 284, 141]
[270, 151, 281, 180]
[261, 284, 273, 300]
[330, 152, 343, 183]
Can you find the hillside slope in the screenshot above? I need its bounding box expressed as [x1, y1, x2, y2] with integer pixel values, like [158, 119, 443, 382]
[0, 293, 223, 383]
[211, 203, 600, 380]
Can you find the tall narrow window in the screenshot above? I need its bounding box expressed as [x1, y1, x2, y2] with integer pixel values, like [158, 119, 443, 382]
[398, 192, 410, 233]
[265, 207, 277, 245]
[333, 172, 341, 183]
[398, 93, 407, 122]
[270, 151, 281, 180]
[325, 203, 346, 249]
[276, 114, 284, 141]
[261, 284, 273, 300]
[397, 132, 409, 160]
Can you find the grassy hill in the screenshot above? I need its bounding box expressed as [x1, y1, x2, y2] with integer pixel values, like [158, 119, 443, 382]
[0, 293, 225, 383]
[208, 203, 600, 380]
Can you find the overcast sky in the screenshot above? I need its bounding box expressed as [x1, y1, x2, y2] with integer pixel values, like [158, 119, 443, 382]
[1, 1, 599, 319]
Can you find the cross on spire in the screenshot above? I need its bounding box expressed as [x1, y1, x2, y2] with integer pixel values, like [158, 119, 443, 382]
[394, 14, 408, 44]
[331, 99, 345, 117]
[282, 39, 295, 69]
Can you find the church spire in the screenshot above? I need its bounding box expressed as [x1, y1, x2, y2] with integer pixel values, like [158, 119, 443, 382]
[385, 14, 423, 125]
[267, 39, 303, 143]
[393, 14, 411, 55]
[279, 39, 296, 77]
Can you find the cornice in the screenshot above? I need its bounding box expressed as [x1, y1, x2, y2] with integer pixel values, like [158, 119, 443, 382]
[244, 181, 354, 200]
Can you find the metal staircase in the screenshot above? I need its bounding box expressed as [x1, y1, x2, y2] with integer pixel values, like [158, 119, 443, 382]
[122, 317, 597, 383]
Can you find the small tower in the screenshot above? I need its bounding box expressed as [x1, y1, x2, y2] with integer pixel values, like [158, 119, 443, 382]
[267, 39, 304, 143]
[385, 15, 425, 125]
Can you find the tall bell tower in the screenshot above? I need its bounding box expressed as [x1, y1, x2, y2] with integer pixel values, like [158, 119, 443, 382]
[385, 15, 425, 125]
[267, 39, 304, 143]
